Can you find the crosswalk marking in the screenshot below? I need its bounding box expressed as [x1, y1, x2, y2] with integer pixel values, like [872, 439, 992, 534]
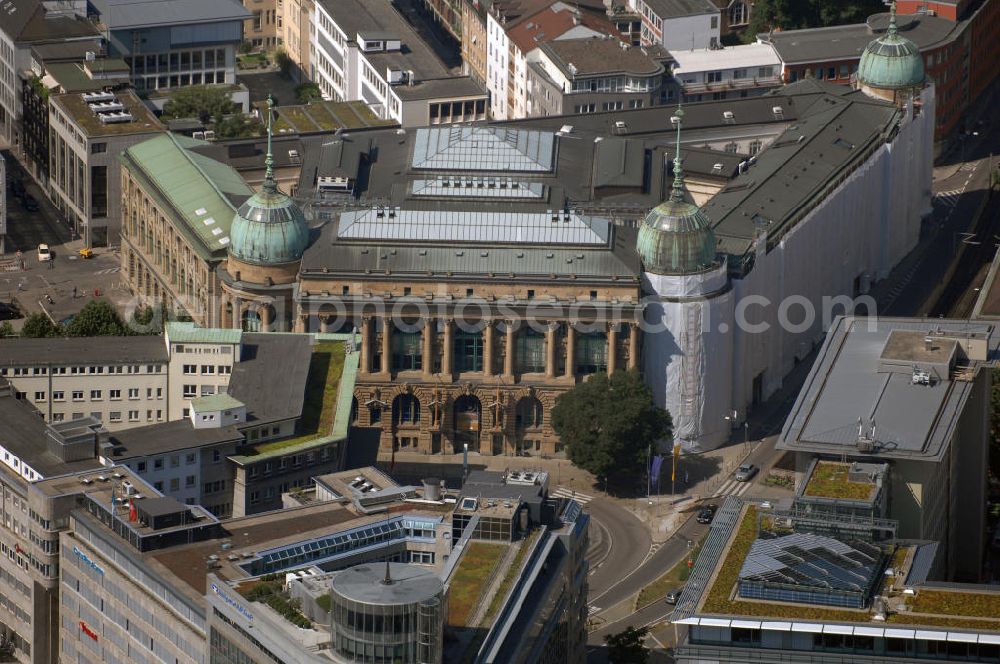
[94, 267, 120, 275]
[588, 605, 602, 616]
[934, 190, 961, 208]
[960, 162, 978, 172]
[551, 487, 594, 504]
[711, 479, 754, 499]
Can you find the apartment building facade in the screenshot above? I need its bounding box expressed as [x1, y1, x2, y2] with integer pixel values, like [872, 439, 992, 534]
[628, 0, 720, 49]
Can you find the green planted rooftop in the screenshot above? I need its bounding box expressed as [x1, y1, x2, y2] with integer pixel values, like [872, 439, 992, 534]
[268, 100, 394, 134]
[230, 339, 356, 463]
[803, 462, 877, 501]
[448, 542, 504, 627]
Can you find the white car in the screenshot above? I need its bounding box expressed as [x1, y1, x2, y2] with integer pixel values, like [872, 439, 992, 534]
[37, 244, 51, 262]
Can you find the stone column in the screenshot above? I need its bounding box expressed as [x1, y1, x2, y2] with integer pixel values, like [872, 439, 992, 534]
[422, 318, 434, 378]
[260, 304, 273, 331]
[628, 323, 640, 370]
[545, 323, 557, 379]
[220, 296, 231, 329]
[442, 319, 453, 376]
[607, 323, 618, 375]
[564, 323, 575, 379]
[504, 321, 515, 378]
[381, 318, 392, 375]
[293, 313, 307, 333]
[360, 317, 372, 374]
[320, 316, 331, 333]
[483, 320, 494, 376]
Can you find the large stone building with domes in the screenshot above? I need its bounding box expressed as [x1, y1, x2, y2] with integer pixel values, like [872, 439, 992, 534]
[120, 34, 934, 455]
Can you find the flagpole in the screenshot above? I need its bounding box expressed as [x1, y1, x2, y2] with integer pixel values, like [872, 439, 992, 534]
[646, 445, 651, 505]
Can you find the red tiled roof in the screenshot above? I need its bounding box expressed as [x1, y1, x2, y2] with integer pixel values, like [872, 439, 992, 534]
[506, 5, 622, 53]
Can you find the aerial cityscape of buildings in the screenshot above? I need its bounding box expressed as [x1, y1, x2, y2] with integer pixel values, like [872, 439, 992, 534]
[0, 0, 997, 662]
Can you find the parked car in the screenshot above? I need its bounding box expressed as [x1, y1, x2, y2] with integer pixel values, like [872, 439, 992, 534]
[696, 504, 718, 524]
[665, 587, 684, 605]
[23, 195, 38, 212]
[0, 302, 20, 321]
[735, 463, 758, 482]
[37, 243, 51, 262]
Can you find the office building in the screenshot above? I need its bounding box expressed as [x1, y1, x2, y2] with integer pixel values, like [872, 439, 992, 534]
[526, 36, 669, 116]
[777, 315, 998, 582]
[0, 0, 99, 144]
[241, 0, 279, 52]
[49, 89, 165, 247]
[87, 0, 249, 93]
[310, 0, 487, 126]
[671, 496, 1000, 663]
[667, 41, 782, 102]
[627, 0, 720, 50]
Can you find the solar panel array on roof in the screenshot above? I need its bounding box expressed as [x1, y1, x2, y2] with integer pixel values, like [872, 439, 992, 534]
[411, 177, 546, 200]
[337, 208, 610, 245]
[411, 126, 556, 172]
[737, 532, 884, 609]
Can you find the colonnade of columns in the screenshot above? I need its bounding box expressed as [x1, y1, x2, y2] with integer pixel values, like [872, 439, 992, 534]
[357, 318, 640, 379]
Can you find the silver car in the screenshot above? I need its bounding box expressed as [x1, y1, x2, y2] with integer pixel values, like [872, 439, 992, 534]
[734, 463, 758, 482]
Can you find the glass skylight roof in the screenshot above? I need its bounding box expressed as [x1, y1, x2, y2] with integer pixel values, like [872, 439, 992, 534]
[337, 208, 610, 245]
[411, 126, 556, 172]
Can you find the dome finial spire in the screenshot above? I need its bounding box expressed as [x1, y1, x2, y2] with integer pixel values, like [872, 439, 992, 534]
[888, 1, 898, 36]
[263, 94, 276, 193]
[669, 104, 686, 203]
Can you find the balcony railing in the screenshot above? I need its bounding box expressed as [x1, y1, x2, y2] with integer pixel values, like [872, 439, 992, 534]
[680, 75, 782, 95]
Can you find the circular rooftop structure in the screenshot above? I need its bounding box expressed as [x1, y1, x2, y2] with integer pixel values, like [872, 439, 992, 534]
[637, 199, 718, 275]
[856, 5, 925, 91]
[229, 187, 310, 266]
[331, 563, 444, 606]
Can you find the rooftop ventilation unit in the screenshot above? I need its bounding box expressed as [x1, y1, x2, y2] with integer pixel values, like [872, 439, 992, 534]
[670, 115, 680, 125]
[288, 149, 301, 163]
[614, 120, 627, 130]
[192, 131, 206, 140]
[99, 112, 133, 124]
[912, 367, 932, 386]
[713, 162, 724, 172]
[772, 105, 784, 118]
[89, 101, 125, 114]
[203, 130, 216, 140]
[558, 124, 574, 134]
[81, 91, 114, 104]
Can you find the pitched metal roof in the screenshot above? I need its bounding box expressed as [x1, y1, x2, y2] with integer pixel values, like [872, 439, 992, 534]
[94, 0, 250, 29]
[0, 335, 167, 366]
[165, 322, 242, 345]
[337, 207, 610, 245]
[122, 134, 254, 259]
[411, 126, 555, 172]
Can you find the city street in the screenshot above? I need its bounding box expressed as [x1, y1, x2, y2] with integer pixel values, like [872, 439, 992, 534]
[1, 149, 133, 328]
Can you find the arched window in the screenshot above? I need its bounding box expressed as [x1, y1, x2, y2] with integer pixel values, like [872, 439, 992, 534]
[515, 397, 544, 430]
[729, 0, 748, 26]
[393, 394, 420, 425]
[241, 309, 261, 332]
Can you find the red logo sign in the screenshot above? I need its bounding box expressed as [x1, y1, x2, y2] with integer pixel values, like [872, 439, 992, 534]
[79, 621, 98, 641]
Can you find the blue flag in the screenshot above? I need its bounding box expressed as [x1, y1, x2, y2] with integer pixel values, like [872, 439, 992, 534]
[650, 455, 664, 491]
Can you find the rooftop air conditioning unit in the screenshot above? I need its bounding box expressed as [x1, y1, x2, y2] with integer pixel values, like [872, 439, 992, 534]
[723, 111, 735, 120]
[203, 130, 216, 140]
[192, 131, 205, 140]
[670, 115, 680, 125]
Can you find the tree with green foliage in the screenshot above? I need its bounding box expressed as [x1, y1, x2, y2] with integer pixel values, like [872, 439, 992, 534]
[66, 300, 128, 337]
[295, 82, 321, 104]
[275, 47, 293, 77]
[605, 625, 649, 664]
[21, 313, 61, 338]
[0, 321, 14, 338]
[162, 85, 237, 124]
[551, 369, 671, 487]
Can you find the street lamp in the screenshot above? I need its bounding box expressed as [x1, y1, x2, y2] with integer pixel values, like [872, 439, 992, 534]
[725, 413, 751, 453]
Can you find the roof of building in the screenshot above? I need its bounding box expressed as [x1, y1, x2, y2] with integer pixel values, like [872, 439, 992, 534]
[0, 0, 99, 42]
[540, 37, 666, 78]
[266, 99, 395, 134]
[800, 460, 884, 503]
[229, 183, 310, 266]
[670, 42, 781, 73]
[412, 126, 556, 172]
[50, 90, 164, 137]
[30, 39, 104, 64]
[121, 133, 254, 260]
[0, 382, 104, 478]
[641, 0, 718, 19]
[0, 335, 167, 366]
[506, 4, 618, 54]
[165, 322, 242, 345]
[105, 419, 243, 458]
[332, 562, 443, 605]
[191, 393, 245, 412]
[738, 532, 883, 595]
[778, 316, 999, 461]
[91, 0, 251, 30]
[701, 82, 902, 258]
[761, 11, 961, 65]
[227, 333, 313, 423]
[315, 0, 484, 105]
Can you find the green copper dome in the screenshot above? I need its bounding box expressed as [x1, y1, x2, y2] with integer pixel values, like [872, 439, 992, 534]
[229, 97, 310, 266]
[230, 188, 309, 265]
[856, 3, 925, 91]
[636, 108, 717, 275]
